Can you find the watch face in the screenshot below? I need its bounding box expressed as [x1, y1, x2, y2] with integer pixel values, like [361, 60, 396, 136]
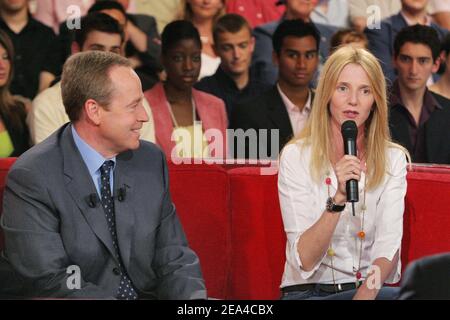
[326, 197, 333, 212]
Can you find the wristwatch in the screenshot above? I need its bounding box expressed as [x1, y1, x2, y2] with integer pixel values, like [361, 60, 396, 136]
[326, 197, 346, 213]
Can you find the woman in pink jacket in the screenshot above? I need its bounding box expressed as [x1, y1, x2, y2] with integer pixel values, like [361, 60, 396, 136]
[144, 20, 228, 160]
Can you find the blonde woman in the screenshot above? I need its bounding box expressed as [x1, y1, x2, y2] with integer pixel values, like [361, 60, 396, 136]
[178, 0, 226, 79]
[278, 46, 409, 300]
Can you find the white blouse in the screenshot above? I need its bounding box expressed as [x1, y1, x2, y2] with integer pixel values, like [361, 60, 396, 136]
[278, 140, 407, 288]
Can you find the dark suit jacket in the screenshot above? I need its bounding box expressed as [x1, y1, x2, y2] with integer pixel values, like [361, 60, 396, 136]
[365, 13, 448, 84]
[252, 18, 337, 86]
[398, 253, 450, 300]
[389, 91, 450, 164]
[0, 124, 206, 299]
[230, 86, 313, 159]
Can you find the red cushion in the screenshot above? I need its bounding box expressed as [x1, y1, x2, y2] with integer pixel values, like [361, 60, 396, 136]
[227, 167, 286, 299]
[402, 171, 450, 269]
[168, 162, 231, 299]
[0, 158, 17, 250]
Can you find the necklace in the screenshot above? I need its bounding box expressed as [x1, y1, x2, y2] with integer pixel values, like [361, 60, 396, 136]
[166, 98, 197, 128]
[325, 169, 367, 292]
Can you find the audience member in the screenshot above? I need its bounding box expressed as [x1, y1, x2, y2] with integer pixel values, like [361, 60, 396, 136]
[59, 0, 162, 90]
[278, 46, 408, 300]
[348, 0, 401, 33]
[0, 30, 30, 157]
[135, 0, 181, 33]
[0, 0, 61, 99]
[231, 19, 319, 159]
[398, 253, 450, 300]
[144, 20, 227, 159]
[330, 28, 368, 54]
[29, 13, 155, 145]
[178, 0, 226, 80]
[389, 25, 450, 164]
[365, 0, 448, 85]
[252, 0, 337, 86]
[0, 50, 206, 299]
[429, 0, 450, 30]
[311, 0, 350, 28]
[429, 34, 450, 100]
[195, 14, 269, 121]
[33, 0, 95, 33]
[226, 0, 284, 28]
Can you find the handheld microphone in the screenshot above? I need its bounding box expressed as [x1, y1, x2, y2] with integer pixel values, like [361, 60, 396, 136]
[341, 120, 359, 215]
[87, 193, 98, 208]
[118, 187, 126, 202]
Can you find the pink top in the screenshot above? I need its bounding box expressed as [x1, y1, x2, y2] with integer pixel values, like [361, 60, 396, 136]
[277, 84, 312, 137]
[144, 83, 228, 159]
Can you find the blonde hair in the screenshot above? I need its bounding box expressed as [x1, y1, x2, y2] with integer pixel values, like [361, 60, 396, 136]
[178, 0, 227, 24]
[295, 46, 408, 190]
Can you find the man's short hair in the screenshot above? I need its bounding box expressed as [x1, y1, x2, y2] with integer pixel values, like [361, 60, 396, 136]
[441, 33, 450, 56]
[61, 51, 131, 122]
[394, 24, 441, 61]
[272, 19, 321, 55]
[212, 13, 252, 45]
[74, 12, 125, 49]
[88, 0, 127, 17]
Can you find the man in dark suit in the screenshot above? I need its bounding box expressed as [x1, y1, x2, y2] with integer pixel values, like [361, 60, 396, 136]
[365, 0, 448, 84]
[231, 19, 319, 159]
[389, 25, 450, 164]
[398, 253, 450, 300]
[251, 0, 336, 86]
[0, 51, 206, 299]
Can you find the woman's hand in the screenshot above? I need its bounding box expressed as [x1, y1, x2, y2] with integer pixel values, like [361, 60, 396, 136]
[333, 155, 364, 204]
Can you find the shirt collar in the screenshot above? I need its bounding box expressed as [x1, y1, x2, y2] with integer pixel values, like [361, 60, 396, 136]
[277, 83, 312, 113]
[400, 11, 432, 26]
[390, 80, 443, 111]
[71, 125, 116, 176]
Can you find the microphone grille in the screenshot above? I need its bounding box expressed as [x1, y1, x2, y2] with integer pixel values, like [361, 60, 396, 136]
[341, 120, 358, 140]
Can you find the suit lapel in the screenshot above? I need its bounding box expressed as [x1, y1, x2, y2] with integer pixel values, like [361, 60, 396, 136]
[389, 107, 413, 152]
[424, 109, 445, 163]
[267, 87, 294, 143]
[61, 125, 119, 265]
[112, 151, 135, 271]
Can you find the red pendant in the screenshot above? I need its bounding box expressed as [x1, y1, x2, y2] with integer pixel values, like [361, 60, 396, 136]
[325, 177, 331, 185]
[356, 271, 362, 280]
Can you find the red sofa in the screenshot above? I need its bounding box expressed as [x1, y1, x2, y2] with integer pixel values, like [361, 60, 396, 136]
[1, 158, 450, 299]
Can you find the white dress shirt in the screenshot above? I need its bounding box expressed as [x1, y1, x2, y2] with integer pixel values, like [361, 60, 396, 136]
[278, 140, 407, 288]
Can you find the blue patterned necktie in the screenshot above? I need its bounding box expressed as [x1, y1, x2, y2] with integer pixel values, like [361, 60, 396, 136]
[100, 161, 138, 300]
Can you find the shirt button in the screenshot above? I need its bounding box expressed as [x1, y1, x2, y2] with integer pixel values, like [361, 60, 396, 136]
[113, 268, 121, 275]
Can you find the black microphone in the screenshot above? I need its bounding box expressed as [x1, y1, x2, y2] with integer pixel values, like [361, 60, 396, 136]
[87, 193, 98, 208]
[341, 120, 359, 215]
[117, 187, 126, 202]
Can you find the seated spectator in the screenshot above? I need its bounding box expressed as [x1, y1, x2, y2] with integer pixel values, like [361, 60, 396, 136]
[29, 13, 155, 144]
[365, 0, 448, 85]
[252, 0, 337, 86]
[195, 14, 270, 121]
[33, 0, 95, 33]
[311, 0, 350, 28]
[231, 19, 319, 159]
[0, 30, 30, 157]
[389, 25, 450, 164]
[330, 28, 368, 54]
[398, 253, 450, 300]
[144, 20, 227, 159]
[429, 0, 450, 30]
[226, 0, 284, 28]
[429, 34, 450, 99]
[0, 0, 61, 99]
[135, 0, 181, 33]
[178, 0, 226, 80]
[348, 0, 401, 33]
[59, 0, 162, 91]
